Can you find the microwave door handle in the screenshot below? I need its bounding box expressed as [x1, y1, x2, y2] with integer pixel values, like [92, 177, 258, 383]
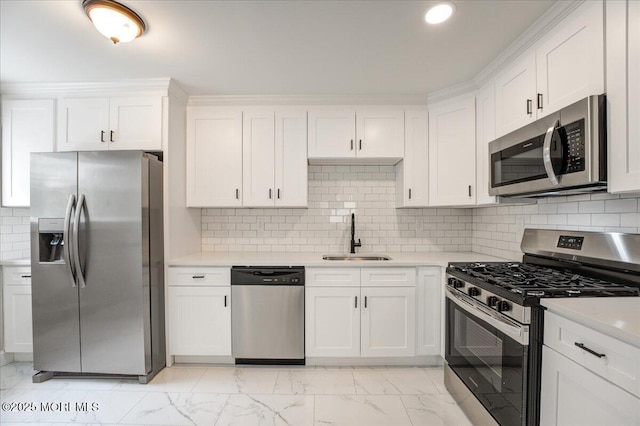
[63, 194, 77, 287]
[543, 119, 560, 186]
[446, 287, 529, 345]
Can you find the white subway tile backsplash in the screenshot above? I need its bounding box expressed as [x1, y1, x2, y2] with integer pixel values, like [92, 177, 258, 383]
[0, 207, 31, 261]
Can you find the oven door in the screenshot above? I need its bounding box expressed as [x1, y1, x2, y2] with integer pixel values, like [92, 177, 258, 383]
[445, 288, 529, 426]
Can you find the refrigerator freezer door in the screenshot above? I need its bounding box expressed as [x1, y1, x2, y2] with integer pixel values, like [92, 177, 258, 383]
[30, 152, 82, 373]
[76, 151, 151, 375]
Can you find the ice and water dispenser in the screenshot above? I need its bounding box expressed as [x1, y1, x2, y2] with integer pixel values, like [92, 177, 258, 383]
[38, 218, 65, 263]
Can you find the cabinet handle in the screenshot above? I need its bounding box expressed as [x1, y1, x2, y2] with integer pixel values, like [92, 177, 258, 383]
[236, 189, 239, 199]
[224, 295, 227, 307]
[350, 139, 354, 150]
[364, 296, 367, 308]
[359, 139, 362, 150]
[537, 93, 543, 110]
[100, 131, 105, 142]
[574, 342, 605, 359]
[110, 130, 114, 142]
[409, 188, 412, 200]
[355, 296, 358, 308]
[192, 275, 205, 279]
[526, 99, 533, 115]
[269, 189, 272, 199]
[21, 275, 31, 278]
[277, 189, 280, 199]
[468, 185, 472, 197]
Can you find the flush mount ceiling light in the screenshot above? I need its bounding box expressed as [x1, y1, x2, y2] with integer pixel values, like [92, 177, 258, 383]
[425, 2, 456, 25]
[82, 0, 146, 44]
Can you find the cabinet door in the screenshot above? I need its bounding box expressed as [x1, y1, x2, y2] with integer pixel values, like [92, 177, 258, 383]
[397, 110, 429, 207]
[607, 0, 640, 193]
[475, 83, 498, 205]
[536, 1, 604, 118]
[275, 110, 308, 207]
[3, 284, 33, 353]
[356, 110, 404, 159]
[242, 110, 275, 207]
[540, 346, 640, 426]
[186, 107, 242, 207]
[57, 97, 109, 151]
[494, 53, 537, 137]
[361, 287, 415, 357]
[308, 109, 356, 159]
[168, 286, 231, 356]
[1, 99, 55, 207]
[305, 287, 360, 357]
[428, 96, 476, 206]
[416, 268, 441, 356]
[109, 96, 162, 150]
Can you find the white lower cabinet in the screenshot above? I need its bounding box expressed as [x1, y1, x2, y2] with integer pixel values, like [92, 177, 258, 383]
[2, 266, 33, 353]
[305, 267, 416, 358]
[416, 267, 441, 356]
[540, 346, 640, 426]
[305, 286, 361, 357]
[361, 287, 415, 357]
[168, 267, 232, 356]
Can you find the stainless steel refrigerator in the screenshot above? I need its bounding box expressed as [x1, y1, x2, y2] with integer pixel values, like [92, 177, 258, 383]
[30, 151, 165, 383]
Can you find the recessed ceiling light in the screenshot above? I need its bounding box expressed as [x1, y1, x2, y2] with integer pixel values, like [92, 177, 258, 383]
[425, 2, 456, 25]
[82, 0, 146, 44]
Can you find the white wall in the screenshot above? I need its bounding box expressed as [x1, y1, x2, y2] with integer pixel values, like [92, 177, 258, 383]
[0, 208, 30, 261]
[472, 193, 640, 260]
[201, 165, 473, 253]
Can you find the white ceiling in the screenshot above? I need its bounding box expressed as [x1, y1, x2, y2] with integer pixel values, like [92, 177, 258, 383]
[0, 0, 554, 96]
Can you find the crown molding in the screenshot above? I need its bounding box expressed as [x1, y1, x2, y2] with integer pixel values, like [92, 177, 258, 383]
[188, 94, 428, 106]
[426, 80, 478, 105]
[472, 0, 584, 88]
[0, 78, 175, 96]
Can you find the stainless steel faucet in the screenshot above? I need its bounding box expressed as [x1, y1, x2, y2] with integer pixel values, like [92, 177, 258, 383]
[350, 213, 362, 254]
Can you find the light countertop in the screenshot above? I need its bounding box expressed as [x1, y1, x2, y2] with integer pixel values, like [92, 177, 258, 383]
[0, 258, 31, 266]
[541, 298, 640, 348]
[169, 251, 507, 268]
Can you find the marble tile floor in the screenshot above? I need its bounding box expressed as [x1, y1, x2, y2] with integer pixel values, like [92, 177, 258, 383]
[0, 362, 472, 426]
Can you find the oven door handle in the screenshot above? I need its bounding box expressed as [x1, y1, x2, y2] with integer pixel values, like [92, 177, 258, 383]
[446, 287, 529, 346]
[543, 118, 561, 186]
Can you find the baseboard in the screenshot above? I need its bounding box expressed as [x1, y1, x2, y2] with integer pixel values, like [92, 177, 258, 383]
[0, 351, 15, 366]
[14, 353, 33, 362]
[306, 355, 443, 367]
[172, 355, 235, 365]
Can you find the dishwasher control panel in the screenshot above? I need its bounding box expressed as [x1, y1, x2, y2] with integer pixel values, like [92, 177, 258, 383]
[231, 266, 305, 285]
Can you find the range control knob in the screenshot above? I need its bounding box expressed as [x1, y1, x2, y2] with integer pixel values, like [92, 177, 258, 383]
[467, 287, 481, 297]
[447, 278, 464, 289]
[496, 300, 511, 313]
[486, 296, 499, 307]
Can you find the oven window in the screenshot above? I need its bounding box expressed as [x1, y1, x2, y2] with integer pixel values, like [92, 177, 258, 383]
[492, 134, 548, 187]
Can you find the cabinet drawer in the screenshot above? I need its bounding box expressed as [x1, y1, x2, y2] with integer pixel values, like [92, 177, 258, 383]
[544, 311, 640, 398]
[306, 268, 361, 287]
[168, 267, 230, 286]
[361, 268, 416, 287]
[2, 267, 32, 285]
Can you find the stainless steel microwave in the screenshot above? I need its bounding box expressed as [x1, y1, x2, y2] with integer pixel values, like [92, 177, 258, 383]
[489, 95, 606, 197]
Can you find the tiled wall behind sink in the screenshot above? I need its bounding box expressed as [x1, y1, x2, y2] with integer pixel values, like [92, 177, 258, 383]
[472, 193, 640, 261]
[0, 208, 31, 261]
[202, 165, 473, 253]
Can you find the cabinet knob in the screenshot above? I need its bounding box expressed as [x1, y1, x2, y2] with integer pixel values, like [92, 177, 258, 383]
[100, 130, 105, 142]
[277, 189, 280, 199]
[526, 99, 533, 115]
[468, 185, 472, 197]
[269, 188, 272, 199]
[409, 188, 412, 199]
[359, 139, 362, 150]
[110, 130, 114, 142]
[537, 93, 543, 110]
[350, 139, 354, 150]
[236, 189, 239, 199]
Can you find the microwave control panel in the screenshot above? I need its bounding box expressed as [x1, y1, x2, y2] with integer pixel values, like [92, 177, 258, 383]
[564, 119, 585, 174]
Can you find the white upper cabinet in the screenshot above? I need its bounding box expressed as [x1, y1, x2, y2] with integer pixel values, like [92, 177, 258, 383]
[308, 109, 404, 163]
[308, 109, 356, 159]
[495, 1, 605, 138]
[274, 110, 308, 207]
[607, 0, 640, 193]
[356, 109, 404, 160]
[536, 0, 604, 117]
[475, 83, 498, 205]
[57, 96, 162, 151]
[494, 52, 537, 138]
[1, 99, 55, 207]
[243, 110, 276, 207]
[186, 107, 243, 207]
[396, 110, 429, 207]
[428, 95, 476, 206]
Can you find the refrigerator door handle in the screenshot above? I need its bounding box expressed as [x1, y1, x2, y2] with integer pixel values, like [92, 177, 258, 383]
[73, 194, 87, 288]
[63, 194, 77, 287]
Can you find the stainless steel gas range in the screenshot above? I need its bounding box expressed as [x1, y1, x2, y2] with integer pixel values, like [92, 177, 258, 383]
[444, 229, 640, 426]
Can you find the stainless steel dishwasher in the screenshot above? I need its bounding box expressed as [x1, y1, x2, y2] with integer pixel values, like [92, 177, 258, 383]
[231, 266, 305, 365]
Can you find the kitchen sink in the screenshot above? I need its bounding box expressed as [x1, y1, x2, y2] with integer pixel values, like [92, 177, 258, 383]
[322, 255, 392, 261]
